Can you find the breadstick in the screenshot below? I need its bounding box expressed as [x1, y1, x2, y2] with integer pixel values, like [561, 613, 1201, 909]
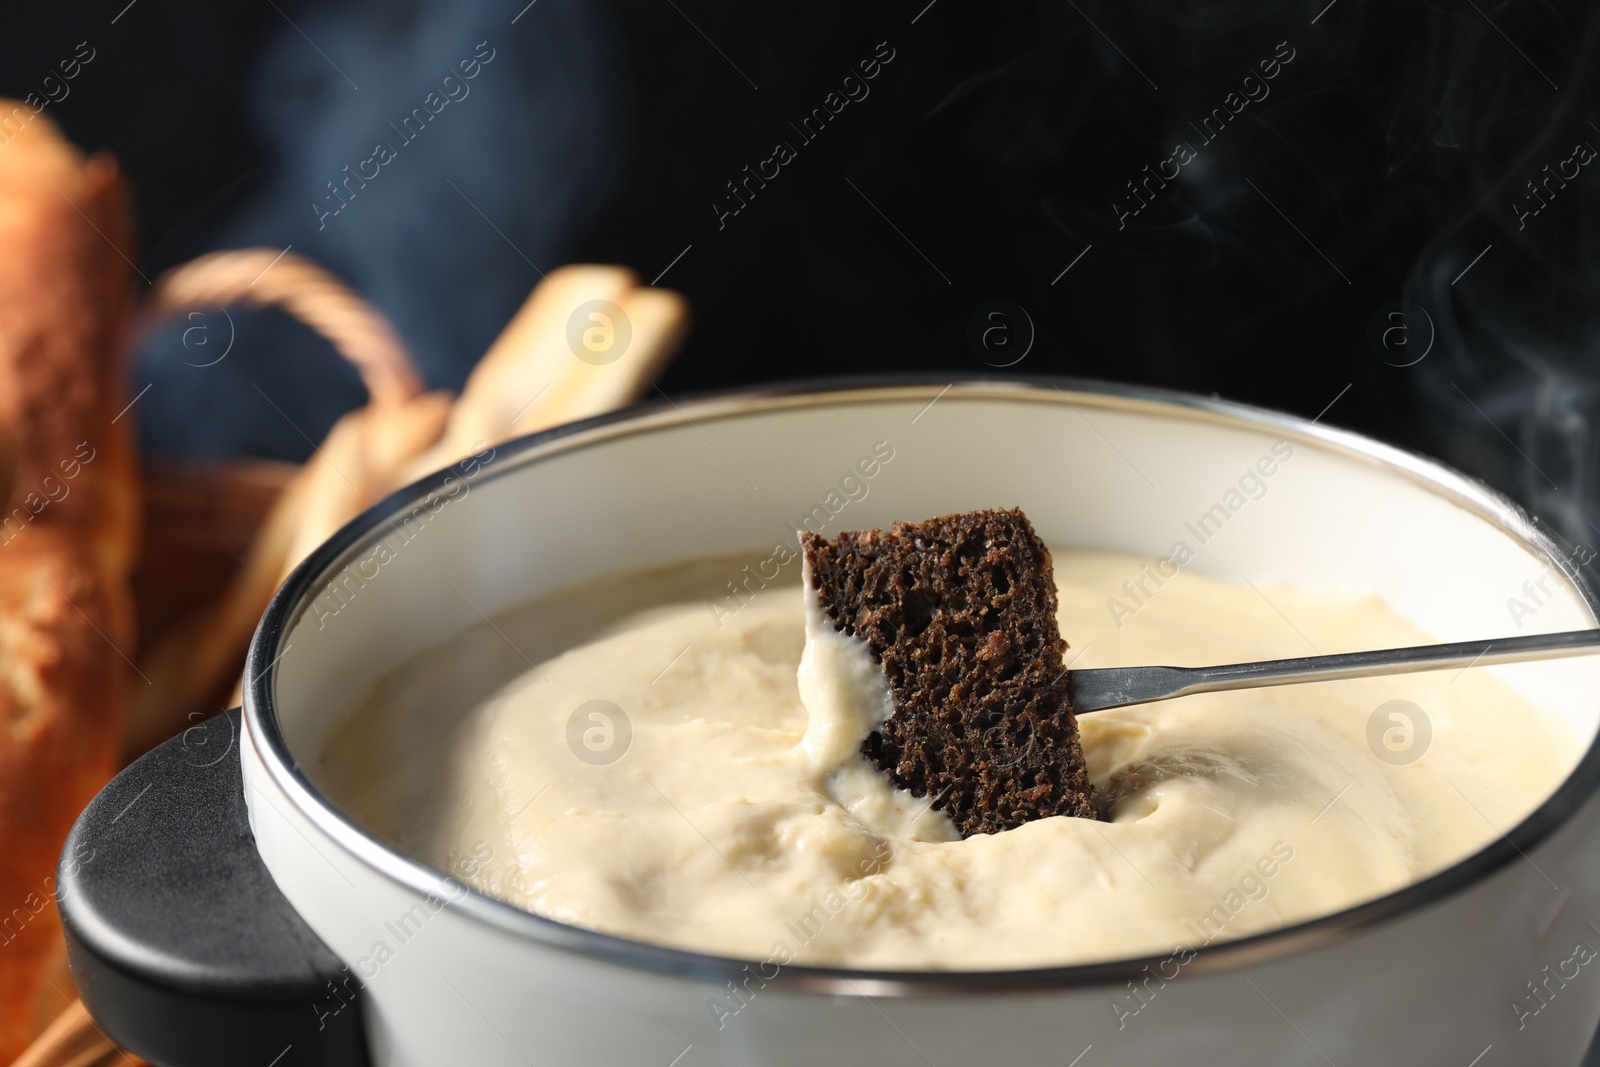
[534, 284, 689, 423]
[126, 248, 446, 754]
[124, 471, 314, 754]
[280, 393, 454, 575]
[131, 265, 687, 752]
[411, 266, 633, 470]
[405, 265, 688, 480]
[126, 392, 452, 755]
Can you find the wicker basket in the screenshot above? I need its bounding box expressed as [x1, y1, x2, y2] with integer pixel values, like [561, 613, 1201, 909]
[17, 250, 420, 1067]
[133, 458, 296, 690]
[14, 251, 687, 1067]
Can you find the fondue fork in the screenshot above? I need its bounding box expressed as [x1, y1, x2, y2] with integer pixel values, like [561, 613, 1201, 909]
[1067, 628, 1600, 713]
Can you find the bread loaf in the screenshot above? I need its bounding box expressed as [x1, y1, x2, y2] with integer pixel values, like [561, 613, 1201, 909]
[0, 101, 137, 1063]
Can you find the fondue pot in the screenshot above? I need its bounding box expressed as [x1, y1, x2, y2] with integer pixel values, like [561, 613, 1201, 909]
[59, 379, 1600, 1065]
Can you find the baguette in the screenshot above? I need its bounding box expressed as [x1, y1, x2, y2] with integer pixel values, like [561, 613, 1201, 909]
[0, 103, 137, 1064]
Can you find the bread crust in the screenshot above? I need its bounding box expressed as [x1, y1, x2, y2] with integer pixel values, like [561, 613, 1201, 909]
[0, 107, 138, 577]
[0, 531, 129, 1056]
[0, 103, 136, 1063]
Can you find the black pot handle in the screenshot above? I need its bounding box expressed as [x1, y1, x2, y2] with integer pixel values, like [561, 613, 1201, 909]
[58, 709, 371, 1067]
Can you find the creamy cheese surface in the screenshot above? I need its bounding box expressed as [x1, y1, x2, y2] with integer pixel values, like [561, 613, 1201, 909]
[314, 550, 1580, 969]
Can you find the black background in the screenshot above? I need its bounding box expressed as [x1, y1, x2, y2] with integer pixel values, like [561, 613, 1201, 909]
[5, 0, 1599, 541]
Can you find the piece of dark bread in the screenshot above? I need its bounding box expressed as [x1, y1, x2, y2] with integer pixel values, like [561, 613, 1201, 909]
[800, 508, 1098, 836]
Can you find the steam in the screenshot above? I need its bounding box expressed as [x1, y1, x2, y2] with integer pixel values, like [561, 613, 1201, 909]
[1008, 0, 1599, 543]
[134, 0, 621, 459]
[1399, 1, 1600, 544]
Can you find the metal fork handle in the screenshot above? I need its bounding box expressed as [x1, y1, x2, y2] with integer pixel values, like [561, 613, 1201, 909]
[1066, 628, 1600, 714]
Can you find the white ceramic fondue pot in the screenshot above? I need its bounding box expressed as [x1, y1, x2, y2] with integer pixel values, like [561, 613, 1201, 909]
[64, 378, 1600, 1066]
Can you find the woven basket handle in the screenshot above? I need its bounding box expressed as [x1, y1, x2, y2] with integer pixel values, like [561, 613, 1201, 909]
[134, 248, 422, 410]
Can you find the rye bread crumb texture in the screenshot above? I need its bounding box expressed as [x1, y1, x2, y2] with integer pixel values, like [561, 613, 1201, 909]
[800, 508, 1099, 837]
